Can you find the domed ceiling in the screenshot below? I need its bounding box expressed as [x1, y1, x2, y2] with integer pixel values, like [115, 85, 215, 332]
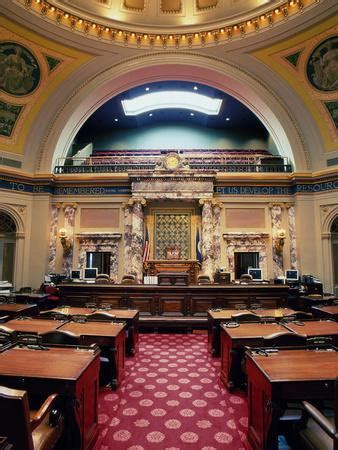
[58, 0, 277, 29]
[22, 0, 317, 48]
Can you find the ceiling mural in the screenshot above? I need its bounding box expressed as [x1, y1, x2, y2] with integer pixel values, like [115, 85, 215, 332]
[252, 17, 338, 152]
[0, 16, 92, 155]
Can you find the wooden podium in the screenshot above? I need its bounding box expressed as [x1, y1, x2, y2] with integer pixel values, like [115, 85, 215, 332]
[144, 260, 200, 284]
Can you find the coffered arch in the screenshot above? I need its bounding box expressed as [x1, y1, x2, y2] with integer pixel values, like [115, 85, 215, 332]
[32, 53, 309, 173]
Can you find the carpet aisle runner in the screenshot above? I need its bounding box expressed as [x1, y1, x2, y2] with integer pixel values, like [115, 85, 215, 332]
[96, 333, 249, 450]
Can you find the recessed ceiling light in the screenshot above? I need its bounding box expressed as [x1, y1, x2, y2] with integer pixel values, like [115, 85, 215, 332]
[226, 117, 230, 121]
[122, 91, 222, 116]
[149, 113, 153, 117]
[193, 86, 198, 90]
[145, 87, 150, 91]
[190, 112, 195, 116]
[114, 118, 119, 122]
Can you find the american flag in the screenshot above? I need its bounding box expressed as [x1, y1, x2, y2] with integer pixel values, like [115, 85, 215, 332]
[143, 226, 150, 262]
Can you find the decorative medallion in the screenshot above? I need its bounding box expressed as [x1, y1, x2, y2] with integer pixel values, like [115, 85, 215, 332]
[306, 36, 338, 91]
[0, 42, 40, 96]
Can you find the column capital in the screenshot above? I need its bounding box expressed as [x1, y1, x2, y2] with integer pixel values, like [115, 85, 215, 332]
[62, 203, 77, 210]
[128, 197, 146, 207]
[268, 202, 284, 210]
[199, 198, 213, 206]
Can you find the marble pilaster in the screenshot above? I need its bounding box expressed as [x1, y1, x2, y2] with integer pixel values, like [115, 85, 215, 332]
[130, 198, 146, 283]
[62, 203, 77, 276]
[200, 199, 214, 280]
[270, 204, 284, 277]
[48, 204, 59, 273]
[286, 204, 298, 269]
[123, 204, 133, 277]
[213, 202, 222, 272]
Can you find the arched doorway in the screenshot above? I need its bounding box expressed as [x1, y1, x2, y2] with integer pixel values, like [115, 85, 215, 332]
[0, 212, 16, 283]
[331, 217, 338, 297]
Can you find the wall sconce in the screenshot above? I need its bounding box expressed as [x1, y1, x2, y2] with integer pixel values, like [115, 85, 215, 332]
[59, 228, 73, 257]
[274, 229, 286, 255]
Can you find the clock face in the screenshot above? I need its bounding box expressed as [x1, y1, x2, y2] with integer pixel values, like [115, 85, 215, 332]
[165, 154, 180, 170]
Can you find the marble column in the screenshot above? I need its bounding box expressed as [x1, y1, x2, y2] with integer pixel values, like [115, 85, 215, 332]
[123, 203, 133, 277]
[48, 204, 59, 273]
[62, 203, 77, 276]
[286, 204, 298, 269]
[270, 204, 284, 278]
[213, 202, 222, 272]
[200, 199, 214, 280]
[130, 198, 146, 283]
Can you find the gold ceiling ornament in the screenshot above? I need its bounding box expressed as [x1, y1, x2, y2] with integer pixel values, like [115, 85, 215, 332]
[22, 0, 317, 49]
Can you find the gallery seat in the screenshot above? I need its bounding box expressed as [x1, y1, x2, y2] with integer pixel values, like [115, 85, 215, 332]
[0, 385, 64, 450]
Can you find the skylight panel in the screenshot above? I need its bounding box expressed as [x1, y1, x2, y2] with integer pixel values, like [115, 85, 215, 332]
[121, 91, 222, 116]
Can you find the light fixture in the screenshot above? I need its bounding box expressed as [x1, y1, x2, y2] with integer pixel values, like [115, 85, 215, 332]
[58, 228, 72, 257]
[274, 229, 286, 255]
[121, 91, 222, 116]
[226, 117, 230, 121]
[190, 112, 194, 116]
[114, 118, 119, 122]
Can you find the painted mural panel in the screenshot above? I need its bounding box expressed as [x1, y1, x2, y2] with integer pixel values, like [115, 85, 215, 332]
[0, 42, 40, 96]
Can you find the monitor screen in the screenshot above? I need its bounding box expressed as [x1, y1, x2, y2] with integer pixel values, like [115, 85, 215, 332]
[248, 268, 263, 281]
[71, 269, 82, 280]
[285, 269, 299, 281]
[84, 268, 98, 280]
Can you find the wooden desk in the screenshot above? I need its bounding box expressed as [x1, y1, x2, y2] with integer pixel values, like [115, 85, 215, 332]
[246, 347, 338, 450]
[101, 308, 139, 356]
[0, 303, 38, 319]
[220, 322, 287, 390]
[145, 260, 200, 284]
[58, 283, 289, 317]
[0, 345, 100, 450]
[298, 294, 335, 311]
[283, 320, 338, 345]
[49, 307, 139, 356]
[47, 306, 97, 316]
[208, 308, 295, 357]
[59, 321, 126, 389]
[14, 293, 48, 306]
[311, 305, 338, 321]
[4, 318, 66, 334]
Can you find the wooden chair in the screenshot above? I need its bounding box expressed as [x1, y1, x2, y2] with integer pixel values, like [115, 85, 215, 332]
[263, 331, 306, 347]
[298, 377, 338, 450]
[197, 274, 211, 285]
[40, 330, 80, 346]
[86, 312, 116, 322]
[0, 385, 64, 450]
[231, 312, 261, 323]
[283, 312, 313, 321]
[19, 287, 32, 294]
[39, 311, 68, 321]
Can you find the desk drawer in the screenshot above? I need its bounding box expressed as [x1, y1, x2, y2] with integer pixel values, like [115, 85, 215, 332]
[278, 380, 334, 400]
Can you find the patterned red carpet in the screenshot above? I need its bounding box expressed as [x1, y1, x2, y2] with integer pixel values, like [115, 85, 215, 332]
[95, 333, 249, 449]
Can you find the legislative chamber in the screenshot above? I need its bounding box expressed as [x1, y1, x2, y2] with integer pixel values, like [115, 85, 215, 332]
[0, 0, 337, 449]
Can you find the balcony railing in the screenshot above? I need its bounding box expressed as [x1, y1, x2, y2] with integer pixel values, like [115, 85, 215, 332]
[54, 155, 292, 174]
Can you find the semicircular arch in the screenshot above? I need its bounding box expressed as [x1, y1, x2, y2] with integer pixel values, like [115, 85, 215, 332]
[33, 53, 309, 173]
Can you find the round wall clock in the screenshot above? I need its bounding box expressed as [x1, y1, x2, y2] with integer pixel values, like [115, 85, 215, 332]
[164, 153, 180, 170]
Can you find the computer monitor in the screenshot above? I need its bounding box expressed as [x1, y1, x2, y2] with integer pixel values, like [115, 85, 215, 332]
[285, 269, 299, 282]
[71, 269, 82, 280]
[248, 268, 263, 281]
[83, 268, 98, 280]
